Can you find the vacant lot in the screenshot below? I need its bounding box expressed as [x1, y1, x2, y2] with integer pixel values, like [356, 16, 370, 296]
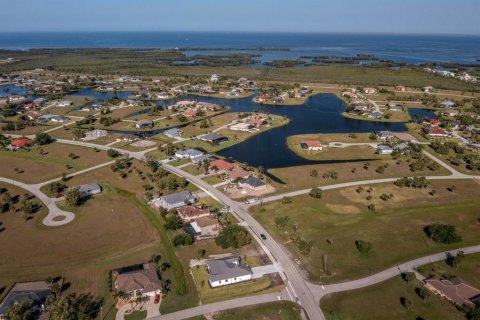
[251, 179, 480, 283]
[181, 112, 239, 138]
[0, 143, 111, 183]
[268, 159, 450, 194]
[289, 133, 377, 144]
[289, 143, 383, 161]
[0, 187, 161, 302]
[212, 301, 300, 320]
[46, 95, 93, 115]
[320, 276, 463, 320]
[418, 253, 480, 289]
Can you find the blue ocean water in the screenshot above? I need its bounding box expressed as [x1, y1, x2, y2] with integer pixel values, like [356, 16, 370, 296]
[0, 32, 479, 64]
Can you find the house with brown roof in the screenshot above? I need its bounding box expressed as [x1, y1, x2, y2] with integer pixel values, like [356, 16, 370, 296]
[115, 263, 161, 299]
[176, 205, 210, 221]
[300, 140, 323, 151]
[227, 167, 253, 182]
[424, 277, 480, 307]
[209, 159, 237, 174]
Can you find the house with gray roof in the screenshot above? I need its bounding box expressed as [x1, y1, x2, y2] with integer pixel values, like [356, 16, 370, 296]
[150, 191, 196, 210]
[77, 183, 102, 197]
[135, 119, 153, 129]
[115, 263, 161, 298]
[206, 256, 252, 287]
[0, 281, 54, 318]
[199, 133, 228, 144]
[238, 176, 267, 191]
[164, 128, 183, 138]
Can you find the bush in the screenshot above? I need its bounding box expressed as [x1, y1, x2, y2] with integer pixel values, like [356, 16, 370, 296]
[215, 224, 251, 249]
[34, 132, 52, 145]
[309, 187, 322, 199]
[355, 240, 372, 254]
[173, 233, 194, 246]
[424, 223, 462, 244]
[107, 149, 120, 158]
[64, 187, 82, 207]
[165, 215, 183, 230]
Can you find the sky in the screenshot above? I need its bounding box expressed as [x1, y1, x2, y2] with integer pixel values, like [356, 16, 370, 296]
[1, 0, 479, 35]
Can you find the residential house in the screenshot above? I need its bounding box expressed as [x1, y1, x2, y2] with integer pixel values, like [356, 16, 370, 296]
[423, 86, 435, 93]
[377, 131, 394, 140]
[238, 176, 267, 191]
[424, 277, 480, 307]
[210, 74, 219, 83]
[175, 149, 204, 159]
[26, 111, 42, 120]
[164, 128, 183, 138]
[197, 102, 223, 112]
[227, 167, 253, 182]
[118, 134, 139, 142]
[115, 263, 161, 299]
[377, 144, 393, 155]
[425, 128, 449, 137]
[229, 122, 254, 132]
[394, 143, 410, 154]
[209, 159, 237, 174]
[191, 154, 215, 165]
[183, 109, 198, 117]
[0, 281, 54, 319]
[395, 85, 406, 91]
[341, 91, 358, 99]
[300, 140, 323, 151]
[426, 118, 440, 127]
[50, 115, 70, 123]
[443, 109, 459, 117]
[57, 100, 73, 107]
[186, 216, 222, 240]
[441, 100, 457, 108]
[9, 138, 33, 150]
[135, 119, 154, 129]
[150, 191, 196, 210]
[82, 129, 107, 141]
[363, 87, 378, 94]
[77, 183, 102, 197]
[387, 105, 403, 112]
[206, 256, 253, 288]
[200, 133, 228, 144]
[176, 205, 210, 221]
[368, 111, 384, 119]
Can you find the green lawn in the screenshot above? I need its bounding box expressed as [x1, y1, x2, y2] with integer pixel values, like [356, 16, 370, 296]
[250, 179, 480, 284]
[320, 276, 463, 320]
[191, 267, 281, 304]
[124, 310, 147, 320]
[181, 164, 204, 176]
[213, 301, 301, 320]
[202, 174, 224, 185]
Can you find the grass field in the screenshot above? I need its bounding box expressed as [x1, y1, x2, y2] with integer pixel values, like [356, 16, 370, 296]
[288, 133, 377, 144]
[124, 310, 147, 320]
[0, 183, 162, 311]
[251, 179, 480, 283]
[180, 112, 239, 138]
[320, 275, 463, 320]
[341, 111, 410, 123]
[0, 143, 110, 183]
[214, 301, 301, 320]
[267, 159, 450, 194]
[418, 253, 480, 289]
[202, 175, 224, 185]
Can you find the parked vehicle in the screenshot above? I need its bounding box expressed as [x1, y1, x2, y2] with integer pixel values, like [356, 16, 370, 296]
[245, 197, 259, 204]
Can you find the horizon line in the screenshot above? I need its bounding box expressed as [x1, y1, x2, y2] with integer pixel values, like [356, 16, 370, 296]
[0, 30, 479, 37]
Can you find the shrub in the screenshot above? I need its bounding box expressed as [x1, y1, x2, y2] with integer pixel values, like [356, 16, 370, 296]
[309, 187, 322, 199]
[355, 240, 372, 254]
[107, 149, 120, 158]
[173, 233, 194, 246]
[424, 223, 462, 244]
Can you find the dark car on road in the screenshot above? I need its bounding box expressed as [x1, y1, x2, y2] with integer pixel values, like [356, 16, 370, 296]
[260, 234, 267, 240]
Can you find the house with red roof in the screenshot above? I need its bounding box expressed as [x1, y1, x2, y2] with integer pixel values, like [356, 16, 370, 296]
[26, 111, 42, 120]
[300, 140, 323, 151]
[183, 109, 198, 117]
[9, 138, 33, 150]
[425, 128, 449, 137]
[209, 159, 237, 174]
[425, 118, 440, 127]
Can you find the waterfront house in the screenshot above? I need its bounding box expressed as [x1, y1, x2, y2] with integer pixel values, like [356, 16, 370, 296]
[387, 105, 403, 112]
[442, 109, 459, 117]
[423, 86, 435, 93]
[424, 277, 480, 307]
[82, 129, 107, 141]
[227, 167, 253, 182]
[377, 131, 394, 140]
[57, 100, 73, 107]
[115, 263, 161, 300]
[176, 205, 210, 221]
[425, 128, 449, 137]
[200, 133, 228, 144]
[9, 138, 33, 150]
[26, 111, 42, 120]
[164, 128, 183, 138]
[135, 119, 154, 129]
[441, 100, 457, 108]
[238, 176, 267, 191]
[229, 122, 254, 132]
[377, 144, 393, 155]
[341, 91, 358, 99]
[175, 149, 204, 159]
[50, 115, 70, 123]
[300, 140, 323, 151]
[183, 109, 198, 117]
[209, 159, 237, 174]
[118, 134, 139, 142]
[206, 256, 253, 288]
[150, 191, 196, 210]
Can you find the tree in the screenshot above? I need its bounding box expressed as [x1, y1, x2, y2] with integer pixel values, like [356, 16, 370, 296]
[447, 250, 465, 268]
[215, 224, 252, 249]
[424, 223, 462, 244]
[48, 293, 103, 320]
[34, 132, 52, 145]
[165, 215, 183, 230]
[400, 297, 412, 310]
[275, 215, 290, 229]
[298, 239, 314, 256]
[64, 187, 82, 207]
[21, 199, 34, 214]
[107, 148, 120, 158]
[355, 240, 372, 255]
[46, 182, 66, 194]
[309, 187, 322, 199]
[173, 233, 194, 246]
[401, 272, 415, 283]
[415, 287, 431, 301]
[3, 300, 34, 320]
[197, 248, 206, 258]
[310, 169, 318, 177]
[147, 158, 159, 173]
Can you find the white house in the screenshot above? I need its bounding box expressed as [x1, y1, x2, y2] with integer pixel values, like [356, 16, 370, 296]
[300, 140, 323, 151]
[164, 128, 183, 138]
[363, 88, 378, 95]
[377, 144, 393, 155]
[82, 129, 107, 141]
[57, 100, 73, 107]
[229, 122, 254, 132]
[150, 191, 196, 210]
[206, 256, 253, 288]
[175, 149, 204, 159]
[77, 183, 102, 197]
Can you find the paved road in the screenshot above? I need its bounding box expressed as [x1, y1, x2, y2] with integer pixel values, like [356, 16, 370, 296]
[0, 176, 75, 226]
[309, 245, 480, 300]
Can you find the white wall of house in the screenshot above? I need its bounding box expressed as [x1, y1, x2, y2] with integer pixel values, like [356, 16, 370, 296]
[209, 274, 252, 288]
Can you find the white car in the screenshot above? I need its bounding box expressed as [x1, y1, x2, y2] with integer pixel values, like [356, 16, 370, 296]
[245, 197, 259, 204]
[294, 259, 301, 265]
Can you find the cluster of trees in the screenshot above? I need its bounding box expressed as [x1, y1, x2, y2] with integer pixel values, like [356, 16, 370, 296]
[34, 133, 52, 145]
[107, 148, 120, 158]
[322, 169, 338, 180]
[355, 240, 372, 255]
[394, 177, 430, 189]
[99, 117, 120, 126]
[76, 115, 96, 125]
[64, 187, 83, 207]
[431, 140, 464, 155]
[215, 224, 251, 249]
[46, 182, 67, 195]
[424, 223, 462, 244]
